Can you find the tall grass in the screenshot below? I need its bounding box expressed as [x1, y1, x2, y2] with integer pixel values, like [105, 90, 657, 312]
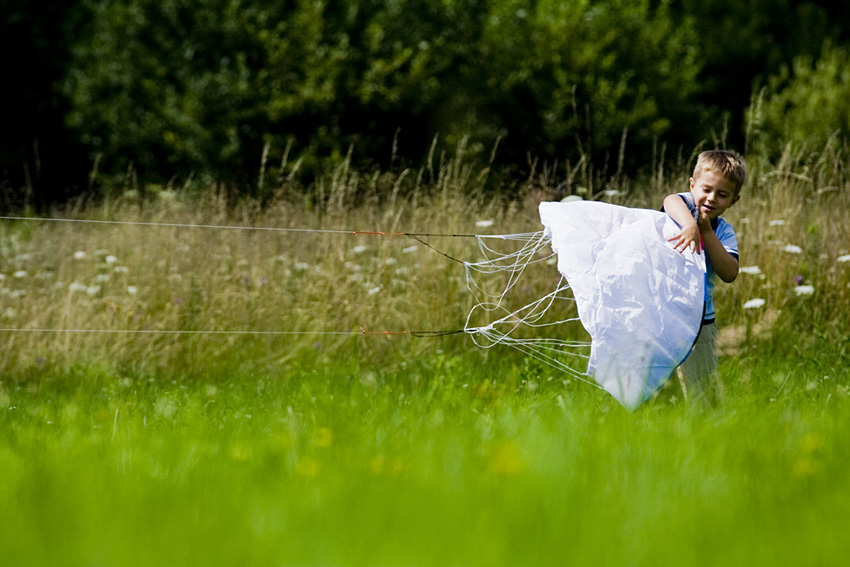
[1, 148, 850, 566]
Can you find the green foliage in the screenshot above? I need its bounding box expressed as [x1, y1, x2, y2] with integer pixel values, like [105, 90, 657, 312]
[747, 42, 850, 156]
[472, 0, 701, 165]
[3, 0, 847, 199]
[671, 0, 848, 149]
[65, 0, 351, 187]
[63, 0, 704, 189]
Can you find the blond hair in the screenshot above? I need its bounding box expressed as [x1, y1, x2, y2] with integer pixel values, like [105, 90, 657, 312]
[693, 150, 747, 194]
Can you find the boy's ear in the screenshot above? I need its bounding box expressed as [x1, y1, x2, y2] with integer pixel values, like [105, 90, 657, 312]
[731, 193, 741, 206]
[689, 177, 695, 190]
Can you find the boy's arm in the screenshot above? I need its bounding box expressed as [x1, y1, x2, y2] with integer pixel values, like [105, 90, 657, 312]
[663, 193, 739, 282]
[663, 194, 700, 254]
[699, 219, 739, 283]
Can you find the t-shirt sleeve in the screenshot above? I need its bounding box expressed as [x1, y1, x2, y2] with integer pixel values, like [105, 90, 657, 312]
[677, 192, 698, 220]
[660, 192, 699, 221]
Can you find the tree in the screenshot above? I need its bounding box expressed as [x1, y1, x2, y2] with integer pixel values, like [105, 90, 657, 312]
[466, 0, 703, 171]
[747, 42, 850, 156]
[670, 0, 850, 150]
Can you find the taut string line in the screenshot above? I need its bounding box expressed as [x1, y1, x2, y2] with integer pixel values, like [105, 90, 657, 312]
[0, 328, 466, 337]
[0, 215, 490, 240]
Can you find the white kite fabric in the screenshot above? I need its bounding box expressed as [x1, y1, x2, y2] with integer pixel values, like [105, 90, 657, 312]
[463, 201, 705, 410]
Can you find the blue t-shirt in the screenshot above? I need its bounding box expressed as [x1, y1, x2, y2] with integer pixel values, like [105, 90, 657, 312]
[672, 192, 738, 323]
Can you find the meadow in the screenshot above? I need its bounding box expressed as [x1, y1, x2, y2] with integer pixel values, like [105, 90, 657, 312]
[2, 148, 850, 566]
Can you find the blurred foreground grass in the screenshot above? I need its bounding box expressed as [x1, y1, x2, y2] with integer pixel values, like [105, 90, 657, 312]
[2, 359, 850, 566]
[2, 150, 850, 565]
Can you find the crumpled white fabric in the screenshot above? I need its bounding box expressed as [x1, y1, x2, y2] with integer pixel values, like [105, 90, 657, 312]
[539, 201, 705, 409]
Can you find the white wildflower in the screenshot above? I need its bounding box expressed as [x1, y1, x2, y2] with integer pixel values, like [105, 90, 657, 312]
[783, 244, 803, 254]
[0, 274, 5, 281]
[367, 286, 381, 295]
[384, 257, 398, 266]
[94, 274, 111, 284]
[794, 285, 815, 296]
[105, 255, 118, 264]
[86, 285, 101, 296]
[475, 220, 494, 228]
[739, 266, 762, 275]
[352, 245, 368, 254]
[402, 245, 419, 254]
[127, 285, 138, 295]
[114, 266, 129, 274]
[73, 251, 87, 260]
[10, 289, 26, 299]
[837, 254, 850, 263]
[154, 395, 177, 418]
[546, 257, 557, 265]
[294, 262, 309, 271]
[13, 270, 27, 278]
[69, 282, 87, 293]
[561, 195, 583, 203]
[769, 219, 786, 226]
[603, 189, 621, 197]
[743, 298, 766, 309]
[740, 218, 751, 224]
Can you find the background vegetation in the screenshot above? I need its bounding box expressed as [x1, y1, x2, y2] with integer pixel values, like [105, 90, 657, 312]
[2, 151, 849, 565]
[4, 0, 850, 204]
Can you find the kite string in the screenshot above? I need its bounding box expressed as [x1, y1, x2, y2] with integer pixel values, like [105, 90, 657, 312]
[0, 327, 468, 337]
[459, 231, 601, 389]
[0, 215, 498, 239]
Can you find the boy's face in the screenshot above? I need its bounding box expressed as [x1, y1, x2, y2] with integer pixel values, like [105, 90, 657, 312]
[689, 169, 739, 220]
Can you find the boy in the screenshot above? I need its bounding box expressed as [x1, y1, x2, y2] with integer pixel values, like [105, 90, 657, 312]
[663, 150, 746, 403]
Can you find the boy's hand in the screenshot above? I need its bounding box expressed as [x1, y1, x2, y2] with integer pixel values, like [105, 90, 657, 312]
[696, 206, 713, 232]
[668, 222, 701, 254]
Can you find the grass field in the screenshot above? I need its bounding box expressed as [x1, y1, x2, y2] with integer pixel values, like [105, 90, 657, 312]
[2, 150, 850, 565]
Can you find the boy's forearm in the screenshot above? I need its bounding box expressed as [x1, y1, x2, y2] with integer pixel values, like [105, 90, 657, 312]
[700, 228, 739, 282]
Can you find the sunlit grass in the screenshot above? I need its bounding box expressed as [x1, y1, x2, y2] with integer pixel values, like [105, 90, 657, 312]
[2, 150, 850, 565]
